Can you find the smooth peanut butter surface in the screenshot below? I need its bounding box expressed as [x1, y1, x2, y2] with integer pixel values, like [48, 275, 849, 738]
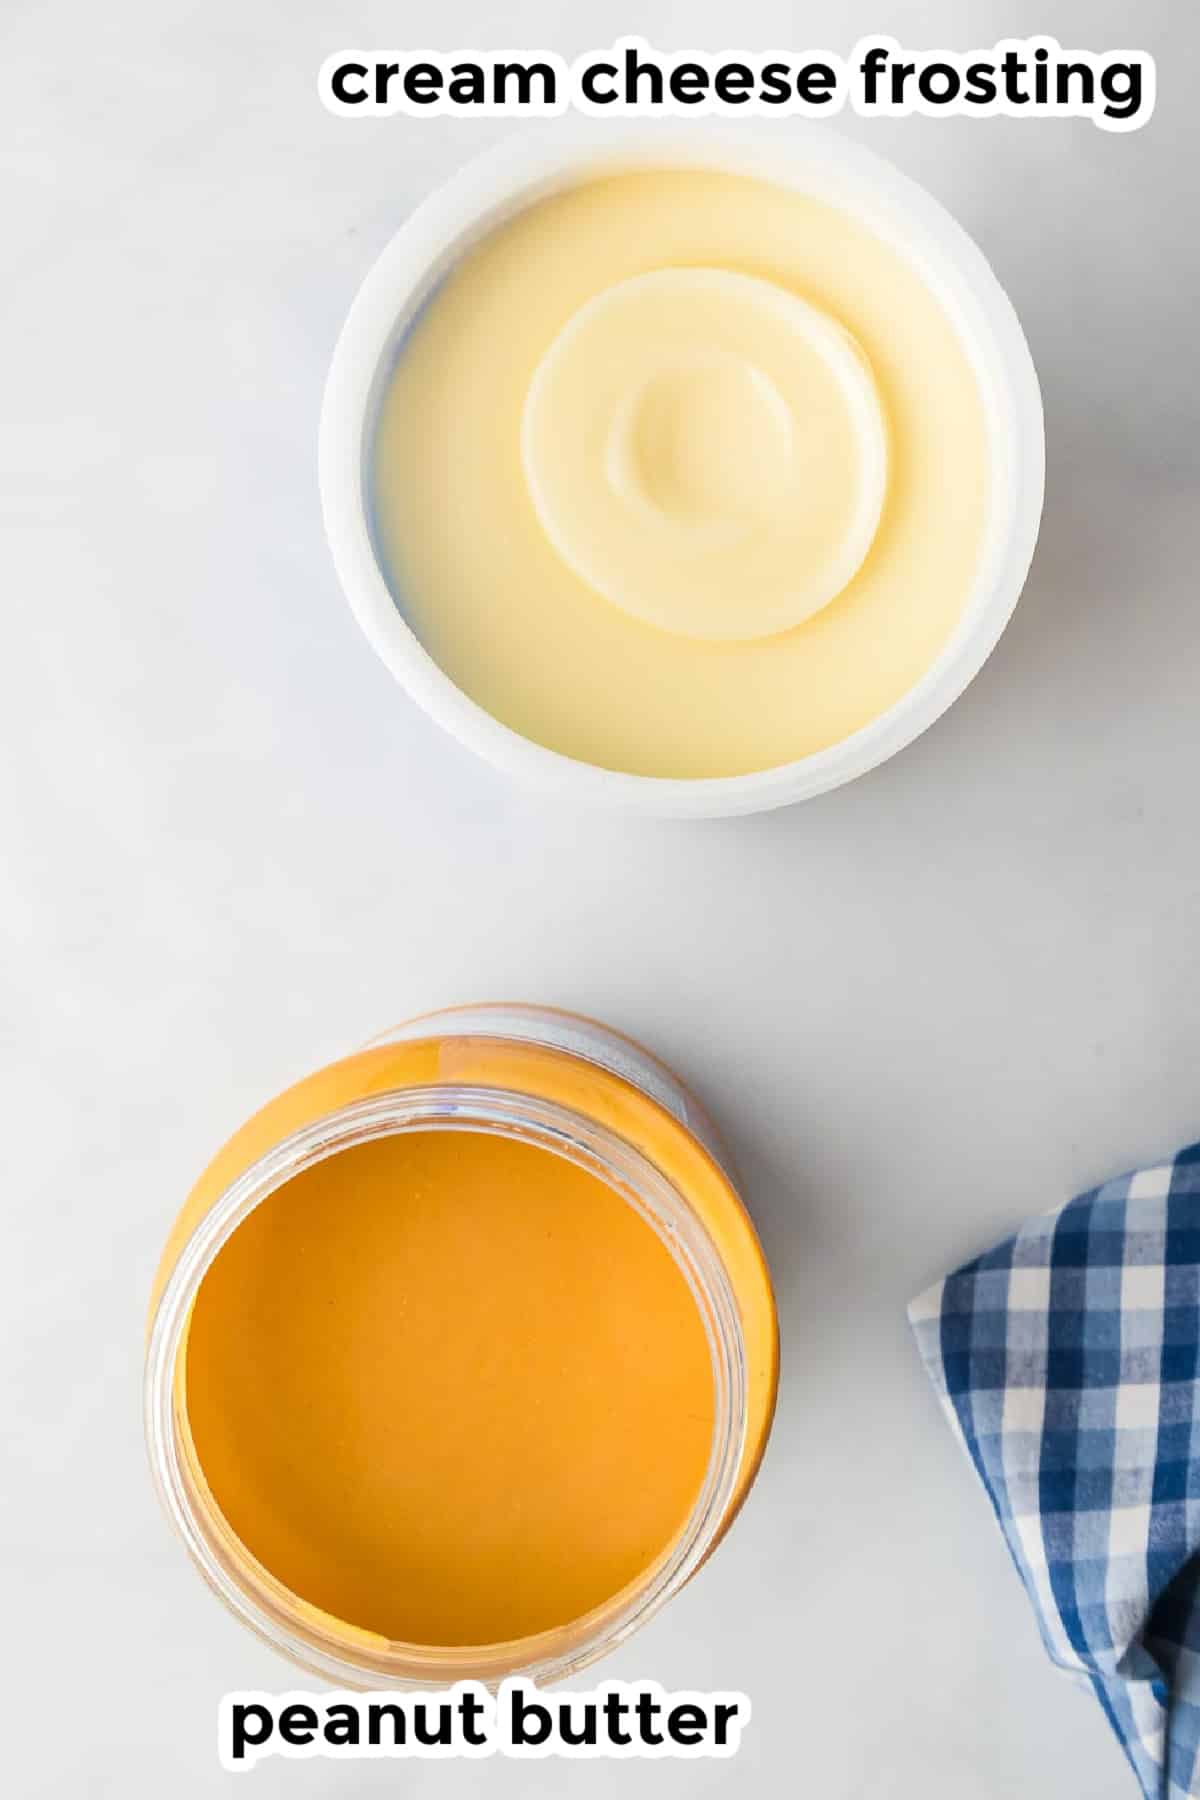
[372, 167, 991, 777]
[184, 1128, 715, 1646]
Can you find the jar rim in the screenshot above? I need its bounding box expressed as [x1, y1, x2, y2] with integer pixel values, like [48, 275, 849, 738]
[144, 1082, 748, 1687]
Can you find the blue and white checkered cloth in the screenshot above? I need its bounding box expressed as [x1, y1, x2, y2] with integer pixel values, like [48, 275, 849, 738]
[910, 1143, 1200, 1799]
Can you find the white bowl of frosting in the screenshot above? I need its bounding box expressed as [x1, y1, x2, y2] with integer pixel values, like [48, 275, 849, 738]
[320, 124, 1044, 818]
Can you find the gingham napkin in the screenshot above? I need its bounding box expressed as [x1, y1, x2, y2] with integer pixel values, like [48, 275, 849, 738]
[910, 1143, 1200, 1800]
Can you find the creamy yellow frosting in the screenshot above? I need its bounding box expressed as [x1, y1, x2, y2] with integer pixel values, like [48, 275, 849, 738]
[373, 167, 991, 778]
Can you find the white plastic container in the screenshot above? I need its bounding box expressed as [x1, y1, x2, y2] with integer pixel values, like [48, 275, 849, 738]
[319, 124, 1044, 819]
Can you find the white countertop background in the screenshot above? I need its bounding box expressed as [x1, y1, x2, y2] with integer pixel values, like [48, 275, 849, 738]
[4, 1, 1197, 1794]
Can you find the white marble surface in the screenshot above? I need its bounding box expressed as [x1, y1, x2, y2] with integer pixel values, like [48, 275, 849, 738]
[3, 1, 1197, 1794]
